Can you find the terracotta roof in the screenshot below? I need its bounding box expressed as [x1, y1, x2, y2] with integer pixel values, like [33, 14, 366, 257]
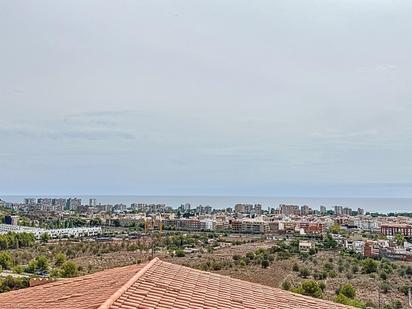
[0, 263, 145, 309]
[0, 258, 353, 309]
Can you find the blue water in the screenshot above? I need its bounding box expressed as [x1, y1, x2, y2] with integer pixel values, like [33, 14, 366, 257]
[1, 195, 411, 213]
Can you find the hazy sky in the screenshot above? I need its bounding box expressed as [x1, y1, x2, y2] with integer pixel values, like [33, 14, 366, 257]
[1, 0, 412, 197]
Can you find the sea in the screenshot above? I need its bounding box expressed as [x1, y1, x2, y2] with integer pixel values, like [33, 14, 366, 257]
[1, 195, 411, 213]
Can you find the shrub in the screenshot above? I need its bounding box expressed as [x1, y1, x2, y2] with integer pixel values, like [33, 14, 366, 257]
[380, 282, 390, 293]
[282, 280, 291, 290]
[26, 256, 49, 273]
[339, 283, 356, 299]
[40, 233, 50, 243]
[261, 259, 270, 269]
[13, 265, 24, 274]
[399, 285, 412, 296]
[319, 281, 326, 292]
[336, 294, 364, 308]
[324, 263, 334, 272]
[0, 252, 13, 270]
[292, 280, 323, 298]
[292, 263, 299, 272]
[362, 258, 378, 274]
[299, 268, 311, 278]
[61, 261, 78, 278]
[54, 253, 67, 267]
[175, 249, 185, 257]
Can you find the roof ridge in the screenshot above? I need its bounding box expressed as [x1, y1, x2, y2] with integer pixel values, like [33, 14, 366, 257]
[97, 257, 160, 309]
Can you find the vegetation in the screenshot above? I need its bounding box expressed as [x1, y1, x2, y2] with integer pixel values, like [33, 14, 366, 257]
[0, 252, 13, 269]
[26, 255, 50, 274]
[335, 283, 364, 308]
[61, 261, 78, 278]
[292, 280, 323, 298]
[362, 258, 378, 274]
[0, 232, 35, 250]
[0, 276, 29, 293]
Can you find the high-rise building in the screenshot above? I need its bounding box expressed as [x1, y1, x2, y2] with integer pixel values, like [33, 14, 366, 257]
[254, 204, 262, 215]
[279, 204, 300, 216]
[52, 198, 67, 211]
[89, 198, 97, 207]
[300, 205, 311, 215]
[234, 204, 245, 213]
[342, 207, 352, 216]
[357, 208, 365, 215]
[234, 204, 254, 214]
[320, 205, 327, 214]
[334, 206, 343, 216]
[179, 203, 191, 212]
[37, 198, 52, 206]
[24, 198, 36, 205]
[67, 198, 82, 210]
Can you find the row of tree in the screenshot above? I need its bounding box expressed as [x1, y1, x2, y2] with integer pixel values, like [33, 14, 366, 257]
[0, 232, 36, 250]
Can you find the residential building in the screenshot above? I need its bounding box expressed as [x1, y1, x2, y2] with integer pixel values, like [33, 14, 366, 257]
[24, 198, 36, 205]
[279, 204, 300, 216]
[4, 215, 19, 225]
[342, 207, 352, 216]
[299, 240, 314, 253]
[66, 198, 82, 210]
[300, 205, 311, 215]
[381, 224, 412, 237]
[334, 206, 343, 216]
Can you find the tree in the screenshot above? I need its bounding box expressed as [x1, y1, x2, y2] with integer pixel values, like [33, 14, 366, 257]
[36, 256, 49, 272]
[336, 294, 364, 308]
[54, 253, 67, 267]
[0, 252, 13, 270]
[362, 258, 378, 274]
[61, 261, 78, 278]
[339, 283, 356, 299]
[395, 233, 405, 246]
[13, 265, 24, 274]
[26, 256, 49, 273]
[40, 232, 50, 243]
[330, 223, 341, 234]
[293, 280, 323, 298]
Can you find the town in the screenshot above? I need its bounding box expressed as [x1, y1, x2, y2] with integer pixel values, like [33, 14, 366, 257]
[1, 197, 412, 262]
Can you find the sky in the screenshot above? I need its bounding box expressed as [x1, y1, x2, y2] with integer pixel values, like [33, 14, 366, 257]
[1, 0, 412, 197]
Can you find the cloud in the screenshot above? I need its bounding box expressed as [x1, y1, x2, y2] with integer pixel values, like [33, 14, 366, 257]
[0, 123, 136, 141]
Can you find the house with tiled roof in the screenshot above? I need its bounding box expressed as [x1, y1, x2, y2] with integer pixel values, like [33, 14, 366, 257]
[0, 257, 353, 309]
